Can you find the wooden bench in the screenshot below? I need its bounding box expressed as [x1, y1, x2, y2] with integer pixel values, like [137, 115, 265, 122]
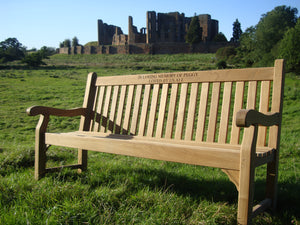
[27, 59, 285, 224]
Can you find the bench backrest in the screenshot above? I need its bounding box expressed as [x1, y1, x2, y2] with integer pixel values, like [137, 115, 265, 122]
[80, 59, 284, 148]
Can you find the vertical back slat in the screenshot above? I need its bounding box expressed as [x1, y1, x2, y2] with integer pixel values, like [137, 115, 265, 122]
[130, 85, 142, 135]
[147, 84, 160, 137]
[165, 84, 178, 139]
[207, 82, 221, 142]
[185, 83, 199, 140]
[247, 81, 258, 109]
[115, 85, 127, 134]
[269, 59, 284, 148]
[100, 86, 112, 132]
[138, 84, 151, 136]
[122, 85, 134, 134]
[230, 82, 245, 144]
[107, 86, 119, 133]
[257, 81, 271, 146]
[218, 82, 232, 143]
[195, 82, 209, 142]
[156, 84, 169, 138]
[175, 83, 188, 140]
[94, 86, 105, 132]
[89, 86, 99, 131]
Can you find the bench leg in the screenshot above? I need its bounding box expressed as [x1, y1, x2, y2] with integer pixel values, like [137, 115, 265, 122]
[265, 160, 279, 210]
[35, 133, 47, 180]
[237, 164, 255, 224]
[237, 125, 257, 224]
[34, 115, 49, 180]
[78, 149, 87, 173]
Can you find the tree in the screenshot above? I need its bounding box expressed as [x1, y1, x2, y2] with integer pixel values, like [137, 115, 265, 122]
[236, 5, 298, 67]
[63, 39, 71, 48]
[72, 36, 79, 47]
[255, 5, 298, 64]
[213, 32, 228, 42]
[280, 18, 300, 72]
[237, 26, 257, 66]
[186, 16, 202, 44]
[232, 19, 242, 42]
[39, 46, 56, 58]
[0, 38, 25, 63]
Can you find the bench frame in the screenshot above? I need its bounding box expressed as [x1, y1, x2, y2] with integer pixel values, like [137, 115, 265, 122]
[27, 59, 285, 224]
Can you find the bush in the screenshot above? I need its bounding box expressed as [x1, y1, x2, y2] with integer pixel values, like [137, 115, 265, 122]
[213, 32, 228, 42]
[216, 60, 227, 69]
[22, 52, 46, 67]
[216, 46, 237, 62]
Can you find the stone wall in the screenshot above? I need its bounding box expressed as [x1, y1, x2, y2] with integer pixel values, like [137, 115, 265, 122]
[98, 19, 123, 45]
[99, 11, 219, 46]
[59, 42, 234, 55]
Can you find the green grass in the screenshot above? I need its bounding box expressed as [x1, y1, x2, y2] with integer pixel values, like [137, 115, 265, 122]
[0, 54, 299, 224]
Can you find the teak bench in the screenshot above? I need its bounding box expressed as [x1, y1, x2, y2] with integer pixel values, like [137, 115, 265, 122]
[27, 59, 285, 224]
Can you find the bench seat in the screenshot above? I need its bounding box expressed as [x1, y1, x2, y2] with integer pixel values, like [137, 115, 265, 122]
[45, 131, 275, 171]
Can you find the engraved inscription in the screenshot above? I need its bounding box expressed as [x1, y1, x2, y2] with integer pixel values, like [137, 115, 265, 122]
[138, 72, 199, 83]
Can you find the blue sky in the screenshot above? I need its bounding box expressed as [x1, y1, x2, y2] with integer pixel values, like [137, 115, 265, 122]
[1, 0, 299, 49]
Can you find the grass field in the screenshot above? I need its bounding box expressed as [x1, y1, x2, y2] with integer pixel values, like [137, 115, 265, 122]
[0, 53, 299, 224]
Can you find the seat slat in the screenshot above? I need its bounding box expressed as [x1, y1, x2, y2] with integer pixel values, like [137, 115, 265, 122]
[45, 131, 241, 171]
[185, 83, 199, 140]
[175, 83, 188, 140]
[195, 82, 209, 142]
[138, 84, 151, 136]
[165, 84, 178, 139]
[218, 82, 232, 143]
[130, 85, 142, 135]
[207, 82, 221, 142]
[230, 82, 245, 144]
[156, 84, 169, 138]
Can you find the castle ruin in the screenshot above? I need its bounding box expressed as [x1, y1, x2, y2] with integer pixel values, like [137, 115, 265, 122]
[59, 11, 232, 55]
[98, 11, 219, 46]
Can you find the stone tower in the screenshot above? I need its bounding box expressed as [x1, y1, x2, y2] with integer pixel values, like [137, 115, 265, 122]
[146, 11, 156, 44]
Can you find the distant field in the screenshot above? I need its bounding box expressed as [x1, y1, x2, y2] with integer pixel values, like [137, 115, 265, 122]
[0, 54, 299, 224]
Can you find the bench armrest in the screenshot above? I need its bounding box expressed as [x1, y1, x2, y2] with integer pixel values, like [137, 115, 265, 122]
[236, 109, 280, 128]
[27, 106, 86, 117]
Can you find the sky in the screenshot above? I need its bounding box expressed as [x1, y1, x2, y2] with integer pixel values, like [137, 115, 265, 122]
[1, 0, 299, 50]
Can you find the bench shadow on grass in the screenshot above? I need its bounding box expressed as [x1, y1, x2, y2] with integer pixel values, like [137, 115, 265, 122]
[51, 162, 299, 223]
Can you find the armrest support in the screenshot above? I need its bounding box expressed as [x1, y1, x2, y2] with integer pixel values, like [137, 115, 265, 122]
[27, 106, 86, 117]
[236, 109, 280, 128]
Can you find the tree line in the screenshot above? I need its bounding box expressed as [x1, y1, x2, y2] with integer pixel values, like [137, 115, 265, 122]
[216, 5, 299, 72]
[0, 38, 56, 67]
